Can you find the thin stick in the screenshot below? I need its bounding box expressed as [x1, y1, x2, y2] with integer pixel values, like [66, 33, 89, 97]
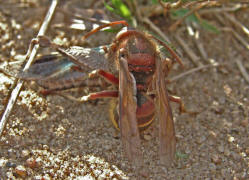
[222, 27, 249, 50]
[141, 17, 171, 43]
[217, 14, 249, 84]
[193, 35, 208, 62]
[0, 0, 58, 136]
[231, 38, 249, 84]
[170, 64, 218, 82]
[215, 13, 249, 51]
[131, 0, 171, 43]
[199, 4, 246, 14]
[223, 12, 249, 36]
[174, 33, 203, 66]
[235, 59, 249, 84]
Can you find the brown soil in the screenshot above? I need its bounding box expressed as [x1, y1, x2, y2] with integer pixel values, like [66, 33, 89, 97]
[0, 0, 248, 179]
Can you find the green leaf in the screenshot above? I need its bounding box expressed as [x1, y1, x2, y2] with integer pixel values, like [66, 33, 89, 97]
[153, 0, 196, 4]
[103, 27, 123, 33]
[104, 2, 115, 12]
[176, 151, 189, 159]
[171, 9, 197, 23]
[183, 0, 196, 1]
[162, 0, 177, 2]
[171, 8, 188, 19]
[105, 0, 132, 22]
[171, 8, 220, 33]
[200, 19, 220, 34]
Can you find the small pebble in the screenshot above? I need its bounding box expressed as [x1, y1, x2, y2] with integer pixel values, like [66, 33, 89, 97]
[43, 144, 49, 150]
[218, 145, 224, 153]
[209, 163, 216, 172]
[15, 165, 27, 178]
[240, 119, 248, 127]
[197, 136, 206, 144]
[221, 168, 230, 177]
[0, 159, 7, 167]
[218, 96, 226, 104]
[26, 157, 38, 169]
[211, 154, 221, 164]
[245, 147, 249, 155]
[231, 152, 241, 161]
[228, 136, 235, 143]
[209, 130, 217, 138]
[208, 139, 215, 146]
[21, 149, 30, 157]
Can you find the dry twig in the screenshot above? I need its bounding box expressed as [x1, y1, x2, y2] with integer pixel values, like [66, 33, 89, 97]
[193, 34, 208, 61]
[174, 33, 203, 66]
[0, 0, 58, 136]
[223, 12, 249, 36]
[186, 24, 208, 63]
[235, 59, 249, 84]
[141, 17, 171, 43]
[222, 27, 249, 50]
[129, 0, 171, 43]
[199, 3, 246, 14]
[169, 1, 220, 32]
[170, 64, 219, 82]
[214, 13, 249, 84]
[159, 0, 182, 16]
[231, 38, 249, 84]
[215, 13, 249, 50]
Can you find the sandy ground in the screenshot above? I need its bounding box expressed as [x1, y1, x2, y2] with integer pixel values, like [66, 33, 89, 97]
[0, 0, 248, 179]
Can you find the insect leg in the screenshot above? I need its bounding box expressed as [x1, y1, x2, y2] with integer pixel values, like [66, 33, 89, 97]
[52, 90, 118, 102]
[168, 95, 186, 114]
[150, 35, 184, 67]
[68, 67, 119, 86]
[79, 90, 118, 101]
[88, 69, 119, 86]
[162, 58, 173, 72]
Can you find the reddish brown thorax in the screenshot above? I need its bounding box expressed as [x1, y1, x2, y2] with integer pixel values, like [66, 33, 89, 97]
[112, 29, 156, 70]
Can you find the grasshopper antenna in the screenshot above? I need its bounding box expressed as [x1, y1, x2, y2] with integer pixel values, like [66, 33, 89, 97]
[82, 20, 129, 41]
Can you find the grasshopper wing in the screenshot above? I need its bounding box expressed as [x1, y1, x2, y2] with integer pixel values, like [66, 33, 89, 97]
[19, 46, 108, 91]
